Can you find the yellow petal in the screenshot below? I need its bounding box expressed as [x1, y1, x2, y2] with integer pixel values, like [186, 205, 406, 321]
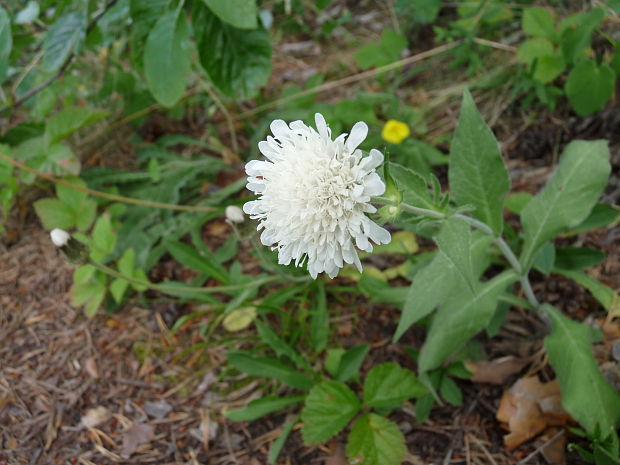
[381, 120, 410, 144]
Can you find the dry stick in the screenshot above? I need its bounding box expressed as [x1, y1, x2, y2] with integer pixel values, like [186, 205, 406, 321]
[237, 41, 463, 120]
[516, 430, 565, 465]
[0, 152, 217, 213]
[3, 0, 120, 113]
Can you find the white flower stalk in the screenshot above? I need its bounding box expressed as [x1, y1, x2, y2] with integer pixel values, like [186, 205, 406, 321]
[243, 113, 391, 279]
[50, 228, 70, 247]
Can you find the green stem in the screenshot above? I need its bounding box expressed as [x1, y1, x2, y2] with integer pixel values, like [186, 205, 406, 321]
[373, 198, 542, 312]
[88, 260, 278, 294]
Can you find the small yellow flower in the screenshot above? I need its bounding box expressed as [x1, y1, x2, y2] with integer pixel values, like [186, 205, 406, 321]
[381, 120, 410, 144]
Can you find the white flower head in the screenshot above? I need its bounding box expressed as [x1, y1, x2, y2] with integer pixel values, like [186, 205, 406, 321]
[50, 228, 70, 247]
[243, 113, 391, 279]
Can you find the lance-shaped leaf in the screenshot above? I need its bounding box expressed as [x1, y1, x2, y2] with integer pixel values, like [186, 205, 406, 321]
[544, 305, 620, 437]
[419, 270, 518, 372]
[448, 89, 510, 235]
[520, 140, 610, 268]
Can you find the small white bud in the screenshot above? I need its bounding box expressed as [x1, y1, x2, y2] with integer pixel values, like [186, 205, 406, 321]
[50, 228, 70, 247]
[225, 205, 245, 223]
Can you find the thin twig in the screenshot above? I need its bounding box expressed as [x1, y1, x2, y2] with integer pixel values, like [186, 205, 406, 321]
[198, 79, 239, 155]
[516, 430, 565, 465]
[0, 152, 217, 213]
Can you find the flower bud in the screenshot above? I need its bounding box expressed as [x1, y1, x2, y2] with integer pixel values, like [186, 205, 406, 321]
[225, 205, 245, 223]
[50, 228, 70, 247]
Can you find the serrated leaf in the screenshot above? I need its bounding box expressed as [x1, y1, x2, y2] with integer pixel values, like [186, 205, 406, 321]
[144, 11, 191, 107]
[91, 215, 116, 261]
[520, 140, 610, 268]
[227, 352, 315, 390]
[225, 395, 304, 422]
[202, 0, 257, 29]
[301, 381, 361, 444]
[448, 90, 510, 235]
[110, 278, 129, 303]
[43, 12, 85, 72]
[419, 270, 518, 372]
[533, 54, 566, 84]
[194, 3, 271, 99]
[565, 60, 615, 116]
[71, 271, 106, 317]
[363, 363, 426, 409]
[34, 198, 75, 229]
[544, 305, 620, 436]
[346, 413, 406, 465]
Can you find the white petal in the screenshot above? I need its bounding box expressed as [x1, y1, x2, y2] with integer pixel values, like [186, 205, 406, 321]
[360, 149, 384, 171]
[270, 119, 291, 140]
[247, 182, 265, 193]
[315, 113, 330, 139]
[368, 221, 391, 245]
[345, 122, 368, 153]
[364, 173, 386, 196]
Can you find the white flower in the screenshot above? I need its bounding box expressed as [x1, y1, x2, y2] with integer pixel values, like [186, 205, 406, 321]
[243, 113, 391, 279]
[225, 205, 245, 223]
[50, 228, 70, 247]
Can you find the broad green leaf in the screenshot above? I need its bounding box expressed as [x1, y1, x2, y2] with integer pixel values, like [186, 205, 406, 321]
[144, 11, 191, 107]
[544, 305, 620, 436]
[395, 0, 440, 23]
[43, 13, 85, 73]
[440, 376, 463, 406]
[388, 162, 435, 210]
[110, 278, 129, 303]
[335, 345, 369, 383]
[346, 413, 406, 465]
[301, 381, 360, 444]
[448, 90, 510, 234]
[0, 7, 11, 60]
[310, 282, 329, 352]
[70, 270, 106, 317]
[194, 3, 271, 99]
[164, 240, 229, 283]
[570, 203, 619, 234]
[15, 1, 40, 24]
[91, 215, 116, 261]
[522, 7, 556, 40]
[520, 140, 610, 267]
[532, 242, 555, 275]
[565, 60, 615, 116]
[45, 107, 108, 146]
[225, 395, 305, 421]
[394, 253, 459, 341]
[202, 0, 257, 29]
[533, 55, 566, 84]
[419, 270, 518, 372]
[559, 8, 604, 64]
[553, 268, 619, 314]
[516, 38, 553, 65]
[356, 30, 406, 69]
[55, 177, 96, 231]
[33, 198, 75, 229]
[227, 352, 315, 390]
[363, 363, 426, 409]
[554, 247, 605, 271]
[435, 218, 475, 292]
[325, 348, 345, 378]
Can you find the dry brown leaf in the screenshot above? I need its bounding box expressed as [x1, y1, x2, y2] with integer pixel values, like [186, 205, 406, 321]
[540, 428, 566, 465]
[466, 356, 528, 384]
[144, 400, 172, 419]
[496, 377, 571, 450]
[84, 357, 99, 379]
[80, 406, 111, 429]
[121, 423, 154, 458]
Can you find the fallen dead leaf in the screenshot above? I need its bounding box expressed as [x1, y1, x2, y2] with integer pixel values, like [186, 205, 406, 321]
[540, 428, 566, 465]
[466, 356, 529, 384]
[84, 357, 99, 379]
[80, 406, 111, 429]
[144, 400, 172, 419]
[496, 377, 571, 449]
[121, 423, 155, 458]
